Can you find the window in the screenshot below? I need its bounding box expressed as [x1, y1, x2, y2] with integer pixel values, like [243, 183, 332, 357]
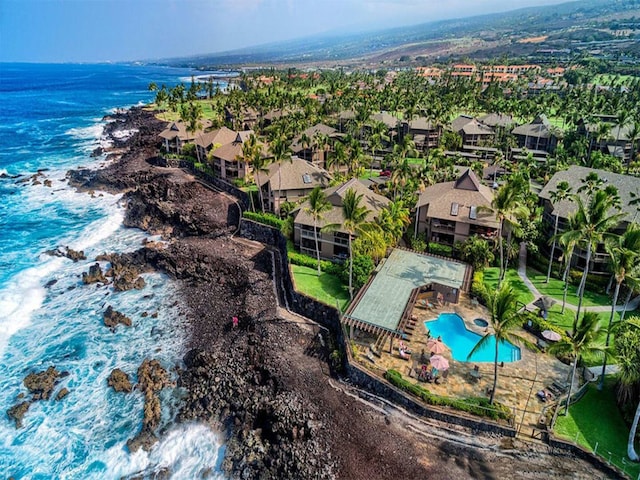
[450, 202, 459, 216]
[302, 173, 312, 184]
[469, 206, 477, 220]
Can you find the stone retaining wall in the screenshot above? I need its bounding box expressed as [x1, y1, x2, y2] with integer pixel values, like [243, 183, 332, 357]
[178, 160, 250, 210]
[547, 436, 626, 479]
[238, 216, 626, 479]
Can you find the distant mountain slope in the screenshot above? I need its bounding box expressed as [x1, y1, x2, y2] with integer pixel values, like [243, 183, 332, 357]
[157, 0, 640, 67]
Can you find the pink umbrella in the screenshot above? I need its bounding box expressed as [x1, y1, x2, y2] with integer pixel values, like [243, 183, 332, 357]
[429, 354, 449, 371]
[427, 338, 448, 355]
[542, 330, 561, 342]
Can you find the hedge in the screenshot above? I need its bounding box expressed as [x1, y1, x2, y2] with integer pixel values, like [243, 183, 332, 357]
[384, 369, 513, 421]
[521, 311, 570, 343]
[286, 240, 342, 275]
[243, 211, 285, 230]
[471, 271, 489, 306]
[428, 242, 453, 257]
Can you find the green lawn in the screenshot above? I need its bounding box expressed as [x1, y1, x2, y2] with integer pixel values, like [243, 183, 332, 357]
[526, 268, 612, 308]
[291, 264, 349, 311]
[483, 268, 535, 305]
[554, 379, 639, 479]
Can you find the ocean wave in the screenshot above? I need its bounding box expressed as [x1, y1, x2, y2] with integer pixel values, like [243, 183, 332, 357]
[106, 423, 225, 479]
[65, 124, 105, 141]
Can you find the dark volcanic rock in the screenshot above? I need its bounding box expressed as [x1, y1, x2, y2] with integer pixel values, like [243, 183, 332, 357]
[24, 366, 61, 401]
[7, 401, 31, 428]
[108, 368, 133, 393]
[55, 388, 70, 401]
[103, 306, 132, 329]
[44, 246, 87, 262]
[127, 359, 173, 453]
[82, 263, 107, 284]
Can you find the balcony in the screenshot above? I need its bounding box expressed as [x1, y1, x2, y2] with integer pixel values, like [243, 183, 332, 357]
[431, 220, 455, 233]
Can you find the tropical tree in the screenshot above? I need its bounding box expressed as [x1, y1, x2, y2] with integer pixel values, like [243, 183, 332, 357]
[377, 200, 410, 245]
[479, 182, 529, 283]
[268, 134, 292, 214]
[546, 181, 573, 283]
[560, 187, 625, 331]
[458, 235, 495, 271]
[557, 215, 579, 314]
[304, 186, 332, 276]
[468, 282, 533, 405]
[598, 223, 640, 390]
[324, 189, 379, 299]
[614, 320, 640, 461]
[549, 312, 606, 415]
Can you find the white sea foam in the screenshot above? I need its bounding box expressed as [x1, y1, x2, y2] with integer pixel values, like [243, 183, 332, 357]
[111, 129, 138, 140]
[106, 423, 225, 479]
[0, 258, 59, 355]
[65, 124, 104, 141]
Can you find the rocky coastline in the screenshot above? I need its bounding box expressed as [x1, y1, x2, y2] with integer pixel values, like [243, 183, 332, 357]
[56, 107, 608, 480]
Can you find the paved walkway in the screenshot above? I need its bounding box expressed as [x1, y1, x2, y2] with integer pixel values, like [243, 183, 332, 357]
[517, 242, 640, 313]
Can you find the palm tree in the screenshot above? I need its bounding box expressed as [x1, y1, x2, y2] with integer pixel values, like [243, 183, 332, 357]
[546, 181, 572, 283]
[598, 223, 640, 390]
[304, 187, 332, 276]
[550, 312, 605, 415]
[377, 200, 410, 246]
[480, 182, 529, 283]
[557, 215, 579, 314]
[468, 282, 533, 405]
[614, 321, 640, 461]
[268, 135, 292, 214]
[324, 189, 378, 299]
[560, 188, 625, 331]
[626, 121, 640, 174]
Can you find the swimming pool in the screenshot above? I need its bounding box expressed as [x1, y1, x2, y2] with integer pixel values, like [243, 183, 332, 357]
[425, 313, 521, 363]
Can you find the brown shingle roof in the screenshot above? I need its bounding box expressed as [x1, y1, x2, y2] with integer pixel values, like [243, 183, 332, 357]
[512, 115, 553, 138]
[291, 124, 337, 152]
[417, 169, 498, 228]
[294, 178, 390, 231]
[194, 126, 237, 149]
[260, 157, 332, 191]
[539, 165, 640, 221]
[158, 120, 213, 142]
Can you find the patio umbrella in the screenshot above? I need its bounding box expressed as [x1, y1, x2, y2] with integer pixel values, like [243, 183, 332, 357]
[533, 296, 557, 311]
[542, 330, 562, 342]
[429, 354, 449, 371]
[427, 338, 448, 355]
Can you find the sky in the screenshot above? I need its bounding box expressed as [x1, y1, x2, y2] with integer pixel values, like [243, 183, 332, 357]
[0, 0, 569, 63]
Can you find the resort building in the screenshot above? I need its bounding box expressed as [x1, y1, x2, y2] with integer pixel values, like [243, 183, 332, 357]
[451, 115, 495, 147]
[210, 130, 260, 181]
[260, 157, 332, 214]
[158, 120, 213, 154]
[578, 119, 640, 165]
[511, 114, 558, 153]
[194, 126, 237, 162]
[539, 165, 640, 274]
[415, 168, 499, 247]
[402, 117, 442, 153]
[290, 123, 338, 168]
[293, 178, 389, 261]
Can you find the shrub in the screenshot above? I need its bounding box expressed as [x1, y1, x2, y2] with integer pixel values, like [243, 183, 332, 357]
[428, 242, 453, 257]
[384, 370, 512, 421]
[471, 271, 489, 306]
[407, 230, 427, 252]
[340, 254, 374, 291]
[521, 311, 569, 342]
[286, 240, 342, 275]
[243, 211, 285, 230]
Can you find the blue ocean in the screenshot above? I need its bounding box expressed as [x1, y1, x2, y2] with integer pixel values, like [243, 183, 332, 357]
[0, 63, 227, 479]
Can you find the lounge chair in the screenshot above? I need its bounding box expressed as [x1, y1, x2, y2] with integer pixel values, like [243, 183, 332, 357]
[469, 365, 482, 381]
[536, 338, 549, 352]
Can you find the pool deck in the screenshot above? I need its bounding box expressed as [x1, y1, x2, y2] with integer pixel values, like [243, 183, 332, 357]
[351, 293, 573, 431]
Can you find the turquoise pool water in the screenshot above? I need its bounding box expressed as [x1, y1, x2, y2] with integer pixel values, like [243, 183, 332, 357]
[425, 313, 521, 363]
